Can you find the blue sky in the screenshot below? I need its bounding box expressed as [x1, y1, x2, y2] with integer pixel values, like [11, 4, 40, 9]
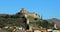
[0, 0, 60, 19]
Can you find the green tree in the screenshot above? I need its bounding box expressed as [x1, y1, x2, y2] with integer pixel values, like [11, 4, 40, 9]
[7, 29, 13, 32]
[41, 20, 50, 28]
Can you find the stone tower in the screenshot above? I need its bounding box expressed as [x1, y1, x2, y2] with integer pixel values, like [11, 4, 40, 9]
[20, 8, 27, 14]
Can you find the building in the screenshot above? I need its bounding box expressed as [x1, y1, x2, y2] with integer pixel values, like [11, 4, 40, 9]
[53, 29, 60, 32]
[20, 8, 40, 19]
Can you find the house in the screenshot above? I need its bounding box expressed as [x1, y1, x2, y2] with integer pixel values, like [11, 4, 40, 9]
[47, 29, 53, 32]
[0, 28, 4, 32]
[32, 27, 47, 32]
[34, 30, 41, 32]
[26, 30, 32, 32]
[15, 29, 26, 32]
[53, 29, 60, 32]
[52, 28, 60, 32]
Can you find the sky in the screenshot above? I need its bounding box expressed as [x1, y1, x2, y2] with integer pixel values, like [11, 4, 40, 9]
[0, 0, 60, 19]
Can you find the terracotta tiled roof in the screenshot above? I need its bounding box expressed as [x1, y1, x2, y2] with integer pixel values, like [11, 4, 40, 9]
[0, 29, 4, 32]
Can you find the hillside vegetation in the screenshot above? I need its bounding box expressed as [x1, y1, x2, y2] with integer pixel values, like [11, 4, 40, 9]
[0, 12, 55, 29]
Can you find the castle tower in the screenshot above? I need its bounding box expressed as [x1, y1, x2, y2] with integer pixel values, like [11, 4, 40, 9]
[20, 8, 27, 14]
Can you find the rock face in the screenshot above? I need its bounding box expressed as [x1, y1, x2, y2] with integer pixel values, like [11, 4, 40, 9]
[47, 18, 60, 28]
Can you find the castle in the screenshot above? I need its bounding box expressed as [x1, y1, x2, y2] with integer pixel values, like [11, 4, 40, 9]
[19, 8, 60, 32]
[20, 8, 41, 30]
[0, 8, 59, 32]
[20, 8, 40, 19]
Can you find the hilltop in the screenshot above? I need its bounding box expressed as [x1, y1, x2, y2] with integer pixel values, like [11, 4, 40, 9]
[47, 18, 60, 28]
[0, 8, 59, 30]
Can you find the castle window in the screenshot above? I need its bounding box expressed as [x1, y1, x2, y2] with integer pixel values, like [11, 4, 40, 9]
[34, 18, 38, 20]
